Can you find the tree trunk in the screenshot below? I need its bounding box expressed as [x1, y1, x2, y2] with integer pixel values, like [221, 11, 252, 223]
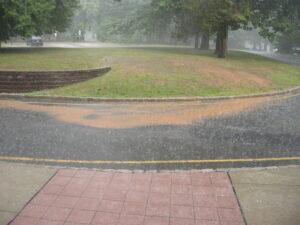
[253, 40, 257, 50]
[258, 42, 262, 51]
[200, 32, 210, 50]
[264, 41, 268, 51]
[214, 33, 220, 55]
[218, 25, 228, 58]
[194, 33, 200, 49]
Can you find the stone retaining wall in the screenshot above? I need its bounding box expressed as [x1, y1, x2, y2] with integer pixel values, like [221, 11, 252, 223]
[0, 67, 111, 93]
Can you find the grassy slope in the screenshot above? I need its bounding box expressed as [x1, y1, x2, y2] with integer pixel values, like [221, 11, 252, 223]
[0, 47, 299, 97]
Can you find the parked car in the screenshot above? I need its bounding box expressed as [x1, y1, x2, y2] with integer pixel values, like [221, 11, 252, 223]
[27, 36, 44, 47]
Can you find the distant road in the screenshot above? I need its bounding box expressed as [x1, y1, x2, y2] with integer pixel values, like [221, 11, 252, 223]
[3, 41, 187, 49]
[240, 50, 300, 67]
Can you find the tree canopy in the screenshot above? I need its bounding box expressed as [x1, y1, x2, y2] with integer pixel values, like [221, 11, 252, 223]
[112, 0, 299, 57]
[1, 0, 299, 57]
[250, 0, 300, 40]
[0, 0, 79, 43]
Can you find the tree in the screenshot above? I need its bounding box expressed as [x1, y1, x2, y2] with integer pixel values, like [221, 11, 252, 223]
[276, 28, 300, 53]
[149, 0, 250, 57]
[250, 0, 300, 41]
[99, 0, 299, 57]
[67, 0, 99, 41]
[97, 0, 176, 44]
[248, 0, 300, 54]
[209, 0, 250, 57]
[0, 0, 79, 44]
[174, 0, 212, 50]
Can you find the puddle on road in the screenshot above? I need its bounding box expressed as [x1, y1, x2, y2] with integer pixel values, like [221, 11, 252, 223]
[0, 97, 272, 129]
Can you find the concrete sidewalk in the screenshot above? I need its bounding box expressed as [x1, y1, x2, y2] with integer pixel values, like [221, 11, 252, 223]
[230, 167, 300, 225]
[0, 162, 299, 225]
[0, 162, 57, 225]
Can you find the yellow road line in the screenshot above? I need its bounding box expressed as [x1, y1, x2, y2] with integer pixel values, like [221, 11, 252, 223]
[284, 93, 300, 98]
[0, 156, 299, 164]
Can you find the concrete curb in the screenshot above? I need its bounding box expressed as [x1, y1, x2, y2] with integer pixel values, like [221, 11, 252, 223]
[0, 86, 300, 103]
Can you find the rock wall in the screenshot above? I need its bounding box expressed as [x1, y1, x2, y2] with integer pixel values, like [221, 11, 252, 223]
[0, 67, 111, 93]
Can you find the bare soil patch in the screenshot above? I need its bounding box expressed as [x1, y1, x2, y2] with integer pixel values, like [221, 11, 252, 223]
[164, 57, 270, 88]
[103, 55, 270, 89]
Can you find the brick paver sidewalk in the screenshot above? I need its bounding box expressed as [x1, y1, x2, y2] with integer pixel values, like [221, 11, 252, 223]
[10, 169, 245, 225]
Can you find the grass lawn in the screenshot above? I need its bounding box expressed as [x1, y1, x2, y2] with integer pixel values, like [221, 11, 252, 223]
[0, 47, 300, 98]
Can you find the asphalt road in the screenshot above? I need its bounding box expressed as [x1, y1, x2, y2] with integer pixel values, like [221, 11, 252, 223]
[243, 50, 300, 67]
[3, 42, 186, 49]
[0, 93, 299, 171]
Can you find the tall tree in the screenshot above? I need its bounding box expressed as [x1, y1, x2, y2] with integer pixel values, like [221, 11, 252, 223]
[174, 0, 212, 50]
[68, 0, 99, 41]
[276, 28, 300, 53]
[0, 0, 79, 44]
[102, 0, 299, 57]
[99, 0, 176, 43]
[250, 0, 300, 41]
[211, 0, 250, 57]
[150, 0, 250, 57]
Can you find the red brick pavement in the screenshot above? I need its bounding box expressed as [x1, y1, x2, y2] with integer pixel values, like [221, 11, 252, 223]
[10, 169, 245, 225]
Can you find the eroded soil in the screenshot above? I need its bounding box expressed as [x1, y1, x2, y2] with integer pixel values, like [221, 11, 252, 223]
[0, 97, 272, 129]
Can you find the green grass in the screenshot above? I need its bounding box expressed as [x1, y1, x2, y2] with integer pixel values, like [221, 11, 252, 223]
[0, 47, 299, 97]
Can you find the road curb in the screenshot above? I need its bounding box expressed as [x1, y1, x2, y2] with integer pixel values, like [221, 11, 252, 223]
[0, 86, 300, 103]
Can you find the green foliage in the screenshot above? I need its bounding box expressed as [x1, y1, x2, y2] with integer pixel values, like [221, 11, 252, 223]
[0, 0, 79, 43]
[67, 0, 150, 43]
[105, 0, 251, 57]
[73, 0, 180, 44]
[112, 0, 299, 55]
[68, 0, 100, 41]
[173, 0, 250, 37]
[250, 0, 300, 41]
[276, 28, 300, 53]
[97, 0, 149, 42]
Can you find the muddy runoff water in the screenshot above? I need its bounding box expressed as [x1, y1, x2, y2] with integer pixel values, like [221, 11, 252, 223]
[0, 97, 273, 129]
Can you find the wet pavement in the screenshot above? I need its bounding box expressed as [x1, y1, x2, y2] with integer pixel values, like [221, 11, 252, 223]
[242, 50, 300, 67]
[10, 169, 245, 225]
[2, 161, 299, 225]
[3, 42, 183, 49]
[0, 162, 56, 225]
[0, 93, 299, 170]
[230, 166, 300, 225]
